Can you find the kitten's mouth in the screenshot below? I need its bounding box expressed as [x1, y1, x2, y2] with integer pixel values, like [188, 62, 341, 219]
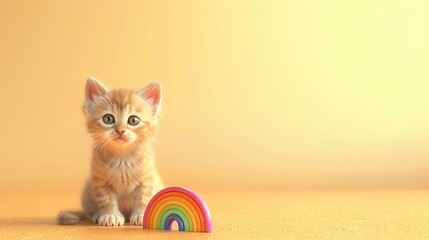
[114, 136, 128, 142]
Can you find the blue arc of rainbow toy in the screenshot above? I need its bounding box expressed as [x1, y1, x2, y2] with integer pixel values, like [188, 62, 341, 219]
[143, 186, 213, 232]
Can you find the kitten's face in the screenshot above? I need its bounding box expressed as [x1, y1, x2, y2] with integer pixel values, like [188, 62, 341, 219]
[83, 77, 161, 152]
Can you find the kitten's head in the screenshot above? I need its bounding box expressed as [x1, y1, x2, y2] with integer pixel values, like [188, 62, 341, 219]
[83, 77, 161, 153]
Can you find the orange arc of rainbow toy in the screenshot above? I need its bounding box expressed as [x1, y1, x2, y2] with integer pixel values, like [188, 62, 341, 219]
[143, 186, 213, 232]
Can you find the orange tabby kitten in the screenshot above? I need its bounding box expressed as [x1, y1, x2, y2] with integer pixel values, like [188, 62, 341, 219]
[58, 77, 163, 226]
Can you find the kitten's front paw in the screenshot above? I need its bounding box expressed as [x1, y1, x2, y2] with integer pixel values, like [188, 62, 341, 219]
[97, 213, 125, 226]
[130, 211, 144, 226]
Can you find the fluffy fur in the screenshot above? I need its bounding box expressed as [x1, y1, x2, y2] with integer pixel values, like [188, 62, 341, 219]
[58, 77, 163, 226]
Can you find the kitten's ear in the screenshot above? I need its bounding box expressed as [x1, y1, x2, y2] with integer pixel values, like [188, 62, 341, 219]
[137, 81, 162, 116]
[84, 76, 108, 112]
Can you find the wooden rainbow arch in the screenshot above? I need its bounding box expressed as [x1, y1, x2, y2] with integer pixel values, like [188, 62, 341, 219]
[143, 186, 213, 232]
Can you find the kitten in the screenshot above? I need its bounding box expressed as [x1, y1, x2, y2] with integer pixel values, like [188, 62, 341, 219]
[58, 77, 164, 226]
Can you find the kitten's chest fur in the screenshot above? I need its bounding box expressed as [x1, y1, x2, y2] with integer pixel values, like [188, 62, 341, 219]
[104, 155, 143, 194]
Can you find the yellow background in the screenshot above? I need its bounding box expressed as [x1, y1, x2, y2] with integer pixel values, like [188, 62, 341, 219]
[1, 0, 428, 193]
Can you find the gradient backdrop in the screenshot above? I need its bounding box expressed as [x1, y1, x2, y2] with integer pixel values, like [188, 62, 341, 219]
[1, 0, 429, 193]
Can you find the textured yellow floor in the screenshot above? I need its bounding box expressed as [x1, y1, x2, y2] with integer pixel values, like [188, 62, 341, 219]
[0, 191, 428, 239]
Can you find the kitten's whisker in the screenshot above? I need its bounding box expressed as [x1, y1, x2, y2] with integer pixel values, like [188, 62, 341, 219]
[148, 136, 160, 146]
[97, 137, 110, 151]
[91, 135, 111, 152]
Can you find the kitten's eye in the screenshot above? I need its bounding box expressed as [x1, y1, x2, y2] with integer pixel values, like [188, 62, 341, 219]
[102, 114, 115, 124]
[128, 116, 140, 126]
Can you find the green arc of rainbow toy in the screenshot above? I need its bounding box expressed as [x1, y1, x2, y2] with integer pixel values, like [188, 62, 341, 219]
[143, 186, 213, 232]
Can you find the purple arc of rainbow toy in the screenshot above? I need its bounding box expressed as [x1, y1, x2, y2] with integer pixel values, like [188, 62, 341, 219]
[143, 186, 213, 232]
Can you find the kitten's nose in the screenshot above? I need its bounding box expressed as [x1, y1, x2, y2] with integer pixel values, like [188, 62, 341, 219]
[115, 129, 126, 135]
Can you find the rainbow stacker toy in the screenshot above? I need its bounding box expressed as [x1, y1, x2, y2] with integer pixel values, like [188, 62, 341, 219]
[143, 186, 213, 232]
